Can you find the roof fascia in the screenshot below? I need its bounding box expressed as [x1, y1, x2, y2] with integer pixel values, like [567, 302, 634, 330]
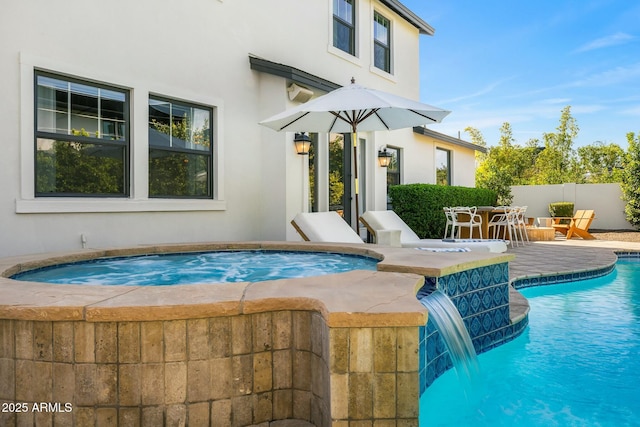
[249, 56, 341, 93]
[413, 126, 487, 153]
[378, 0, 435, 35]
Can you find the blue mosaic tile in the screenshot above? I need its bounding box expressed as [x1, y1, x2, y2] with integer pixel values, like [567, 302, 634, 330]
[419, 325, 426, 343]
[435, 332, 447, 355]
[426, 333, 436, 359]
[447, 275, 459, 296]
[617, 251, 640, 258]
[481, 266, 493, 287]
[426, 319, 437, 335]
[469, 292, 481, 314]
[495, 286, 508, 305]
[458, 271, 470, 293]
[469, 317, 482, 337]
[457, 294, 470, 317]
[500, 262, 510, 282]
[481, 312, 494, 334]
[481, 289, 494, 310]
[435, 353, 449, 376]
[470, 268, 481, 288]
[492, 264, 504, 283]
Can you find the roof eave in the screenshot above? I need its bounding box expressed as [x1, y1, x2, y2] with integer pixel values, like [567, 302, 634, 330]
[379, 0, 435, 35]
[413, 126, 487, 153]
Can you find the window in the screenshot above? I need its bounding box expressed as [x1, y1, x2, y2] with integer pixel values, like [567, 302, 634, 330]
[333, 0, 356, 55]
[149, 97, 213, 198]
[373, 12, 391, 72]
[386, 146, 400, 209]
[436, 148, 451, 185]
[35, 72, 129, 196]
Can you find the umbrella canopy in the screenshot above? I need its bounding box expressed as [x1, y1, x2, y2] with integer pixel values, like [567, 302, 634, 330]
[259, 80, 450, 133]
[259, 79, 450, 233]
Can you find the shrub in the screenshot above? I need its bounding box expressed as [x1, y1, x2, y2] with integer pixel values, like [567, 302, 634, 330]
[548, 202, 574, 218]
[621, 132, 640, 230]
[388, 184, 497, 238]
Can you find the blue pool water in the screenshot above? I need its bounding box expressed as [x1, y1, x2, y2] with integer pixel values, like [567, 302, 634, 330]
[11, 250, 378, 285]
[420, 259, 640, 427]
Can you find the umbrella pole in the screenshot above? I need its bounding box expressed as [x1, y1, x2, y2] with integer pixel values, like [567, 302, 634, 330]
[352, 130, 360, 234]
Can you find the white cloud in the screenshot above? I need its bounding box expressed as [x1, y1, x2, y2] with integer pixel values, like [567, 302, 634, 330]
[435, 79, 509, 105]
[574, 32, 635, 53]
[569, 62, 640, 87]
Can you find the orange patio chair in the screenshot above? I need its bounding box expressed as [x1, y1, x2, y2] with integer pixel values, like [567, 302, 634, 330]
[552, 209, 596, 239]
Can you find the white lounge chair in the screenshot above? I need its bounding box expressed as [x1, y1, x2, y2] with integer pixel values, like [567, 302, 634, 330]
[290, 212, 471, 253]
[360, 210, 508, 253]
[291, 212, 364, 244]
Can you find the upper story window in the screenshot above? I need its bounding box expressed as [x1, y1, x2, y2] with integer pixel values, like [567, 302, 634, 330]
[149, 97, 213, 198]
[436, 147, 451, 185]
[35, 72, 129, 196]
[333, 0, 356, 55]
[373, 12, 391, 72]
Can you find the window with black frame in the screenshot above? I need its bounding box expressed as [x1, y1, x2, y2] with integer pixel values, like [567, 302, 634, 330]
[148, 97, 213, 198]
[374, 12, 391, 72]
[436, 147, 451, 185]
[34, 72, 129, 196]
[333, 0, 356, 55]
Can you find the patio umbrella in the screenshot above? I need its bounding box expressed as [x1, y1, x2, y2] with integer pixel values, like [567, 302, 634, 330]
[259, 78, 450, 230]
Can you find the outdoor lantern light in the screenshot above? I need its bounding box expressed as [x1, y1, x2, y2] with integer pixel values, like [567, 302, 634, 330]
[377, 148, 393, 167]
[294, 132, 311, 155]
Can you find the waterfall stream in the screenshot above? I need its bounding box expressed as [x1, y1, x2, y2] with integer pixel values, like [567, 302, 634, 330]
[420, 290, 480, 381]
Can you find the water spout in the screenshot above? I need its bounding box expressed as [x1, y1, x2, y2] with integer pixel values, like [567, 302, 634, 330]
[420, 290, 479, 381]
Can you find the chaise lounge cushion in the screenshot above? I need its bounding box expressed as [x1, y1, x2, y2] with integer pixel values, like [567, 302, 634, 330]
[291, 212, 364, 244]
[360, 210, 508, 253]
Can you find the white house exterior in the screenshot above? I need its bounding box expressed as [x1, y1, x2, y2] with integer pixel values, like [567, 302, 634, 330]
[0, 0, 483, 258]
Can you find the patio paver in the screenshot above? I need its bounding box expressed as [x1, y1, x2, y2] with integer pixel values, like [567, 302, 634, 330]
[507, 238, 640, 281]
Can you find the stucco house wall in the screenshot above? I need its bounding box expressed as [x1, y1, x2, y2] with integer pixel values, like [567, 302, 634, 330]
[0, 0, 481, 257]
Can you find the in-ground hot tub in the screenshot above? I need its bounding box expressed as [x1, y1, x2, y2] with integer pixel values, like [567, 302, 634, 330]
[10, 250, 380, 286]
[0, 241, 512, 426]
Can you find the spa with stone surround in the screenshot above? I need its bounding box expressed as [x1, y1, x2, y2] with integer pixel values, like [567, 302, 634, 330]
[0, 242, 522, 426]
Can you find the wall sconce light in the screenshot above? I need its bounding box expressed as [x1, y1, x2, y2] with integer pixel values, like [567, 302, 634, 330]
[377, 148, 393, 167]
[294, 132, 311, 155]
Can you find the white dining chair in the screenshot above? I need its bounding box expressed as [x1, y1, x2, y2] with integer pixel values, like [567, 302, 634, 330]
[488, 206, 519, 247]
[452, 206, 483, 239]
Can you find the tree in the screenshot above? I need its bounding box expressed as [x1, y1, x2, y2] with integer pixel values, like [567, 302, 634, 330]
[474, 123, 518, 205]
[576, 142, 625, 183]
[621, 132, 640, 229]
[531, 106, 580, 184]
[464, 126, 487, 163]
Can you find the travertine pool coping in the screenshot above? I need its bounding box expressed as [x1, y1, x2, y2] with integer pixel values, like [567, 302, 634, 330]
[0, 241, 514, 326]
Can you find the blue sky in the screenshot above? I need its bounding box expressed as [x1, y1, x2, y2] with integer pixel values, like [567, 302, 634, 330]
[403, 1, 640, 148]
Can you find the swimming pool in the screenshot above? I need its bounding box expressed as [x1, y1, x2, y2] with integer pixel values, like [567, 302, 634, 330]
[11, 250, 379, 285]
[420, 258, 640, 426]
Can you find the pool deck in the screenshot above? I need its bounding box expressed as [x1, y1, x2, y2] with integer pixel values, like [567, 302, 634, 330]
[504, 237, 640, 322]
[507, 237, 640, 280]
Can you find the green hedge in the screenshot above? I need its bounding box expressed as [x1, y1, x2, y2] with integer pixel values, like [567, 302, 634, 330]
[548, 202, 574, 217]
[388, 184, 498, 238]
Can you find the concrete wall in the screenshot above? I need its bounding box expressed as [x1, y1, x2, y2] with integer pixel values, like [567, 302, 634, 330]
[511, 183, 632, 230]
